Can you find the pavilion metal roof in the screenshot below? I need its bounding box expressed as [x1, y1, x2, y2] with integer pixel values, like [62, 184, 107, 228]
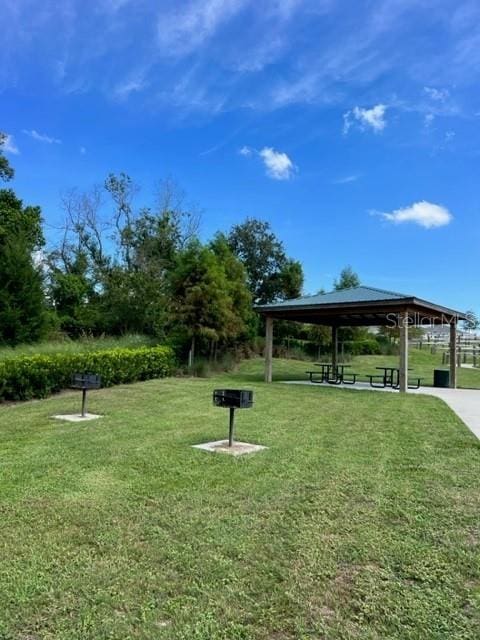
[255, 285, 467, 326]
[257, 286, 411, 308]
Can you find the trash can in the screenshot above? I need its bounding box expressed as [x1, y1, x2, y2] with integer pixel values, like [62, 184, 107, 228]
[433, 369, 450, 388]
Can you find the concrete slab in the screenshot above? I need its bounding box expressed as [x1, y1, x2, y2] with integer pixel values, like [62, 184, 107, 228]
[192, 440, 267, 456]
[282, 380, 397, 392]
[52, 413, 102, 422]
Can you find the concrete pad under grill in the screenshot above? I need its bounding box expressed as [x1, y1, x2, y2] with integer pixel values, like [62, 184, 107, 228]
[192, 440, 267, 456]
[52, 413, 102, 422]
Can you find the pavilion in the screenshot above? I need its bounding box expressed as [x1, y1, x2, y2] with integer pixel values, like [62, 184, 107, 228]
[255, 286, 467, 392]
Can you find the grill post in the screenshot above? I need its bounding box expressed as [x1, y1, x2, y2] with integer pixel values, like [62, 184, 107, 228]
[228, 407, 235, 447]
[81, 388, 87, 418]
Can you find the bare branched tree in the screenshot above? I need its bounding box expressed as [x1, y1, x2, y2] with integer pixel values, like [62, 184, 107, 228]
[154, 176, 201, 248]
[51, 186, 108, 276]
[105, 173, 140, 268]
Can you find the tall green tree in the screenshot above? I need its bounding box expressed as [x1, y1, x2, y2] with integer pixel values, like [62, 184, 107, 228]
[463, 310, 479, 333]
[210, 233, 253, 340]
[0, 236, 48, 345]
[0, 190, 44, 248]
[169, 241, 249, 362]
[49, 252, 97, 335]
[332, 266, 362, 347]
[334, 266, 360, 290]
[0, 190, 48, 345]
[0, 132, 14, 182]
[279, 259, 304, 300]
[227, 218, 303, 303]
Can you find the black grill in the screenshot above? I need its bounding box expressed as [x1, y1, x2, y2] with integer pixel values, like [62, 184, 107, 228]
[70, 373, 101, 417]
[70, 373, 102, 390]
[212, 389, 253, 447]
[213, 389, 253, 409]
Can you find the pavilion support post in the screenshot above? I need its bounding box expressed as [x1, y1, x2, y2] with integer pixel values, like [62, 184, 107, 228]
[331, 325, 338, 370]
[399, 311, 409, 393]
[264, 316, 273, 383]
[449, 319, 457, 389]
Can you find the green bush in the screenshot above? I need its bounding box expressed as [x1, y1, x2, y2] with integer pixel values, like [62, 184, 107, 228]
[349, 339, 382, 355]
[0, 345, 175, 402]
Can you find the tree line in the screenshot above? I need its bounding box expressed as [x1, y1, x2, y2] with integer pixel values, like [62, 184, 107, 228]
[0, 134, 312, 359]
[8, 132, 467, 362]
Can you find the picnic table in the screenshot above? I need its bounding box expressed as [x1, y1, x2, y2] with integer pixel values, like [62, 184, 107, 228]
[370, 366, 412, 389]
[314, 362, 352, 384]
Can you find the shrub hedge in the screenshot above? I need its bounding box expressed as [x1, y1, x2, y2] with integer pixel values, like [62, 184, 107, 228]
[0, 345, 175, 402]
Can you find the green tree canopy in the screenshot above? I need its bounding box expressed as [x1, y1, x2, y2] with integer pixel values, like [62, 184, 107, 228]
[0, 190, 44, 249]
[0, 132, 14, 182]
[334, 266, 360, 290]
[0, 235, 48, 345]
[210, 233, 253, 339]
[227, 218, 303, 304]
[463, 310, 479, 332]
[169, 240, 251, 362]
[0, 179, 48, 345]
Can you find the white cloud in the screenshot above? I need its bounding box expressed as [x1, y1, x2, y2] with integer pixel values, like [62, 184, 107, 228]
[240, 145, 296, 180]
[379, 201, 453, 229]
[259, 147, 295, 180]
[424, 86, 450, 102]
[23, 129, 61, 144]
[3, 133, 19, 154]
[343, 104, 387, 134]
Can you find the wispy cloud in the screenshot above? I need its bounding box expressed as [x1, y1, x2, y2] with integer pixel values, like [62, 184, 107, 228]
[240, 145, 296, 180]
[376, 201, 453, 229]
[3, 133, 19, 154]
[424, 113, 435, 128]
[113, 72, 146, 99]
[157, 0, 251, 57]
[343, 104, 387, 134]
[444, 130, 456, 143]
[424, 86, 450, 102]
[80, 146, 87, 155]
[23, 129, 61, 144]
[238, 145, 252, 156]
[2, 0, 480, 122]
[334, 174, 360, 184]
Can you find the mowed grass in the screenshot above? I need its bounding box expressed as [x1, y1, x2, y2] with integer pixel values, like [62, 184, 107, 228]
[1, 359, 479, 639]
[263, 347, 480, 389]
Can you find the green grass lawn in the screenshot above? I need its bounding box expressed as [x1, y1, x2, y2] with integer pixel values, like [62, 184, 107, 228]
[264, 347, 480, 389]
[1, 359, 479, 639]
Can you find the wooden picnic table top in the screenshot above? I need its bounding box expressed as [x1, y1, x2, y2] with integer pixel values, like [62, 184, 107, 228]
[314, 362, 351, 367]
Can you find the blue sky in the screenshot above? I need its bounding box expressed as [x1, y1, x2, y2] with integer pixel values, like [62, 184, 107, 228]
[1, 0, 479, 313]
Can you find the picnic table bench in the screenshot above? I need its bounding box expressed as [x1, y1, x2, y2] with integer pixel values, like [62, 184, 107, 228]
[306, 363, 358, 385]
[367, 367, 423, 389]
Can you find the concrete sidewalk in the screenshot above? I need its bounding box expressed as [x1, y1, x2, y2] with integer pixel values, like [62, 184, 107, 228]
[281, 380, 480, 440]
[412, 386, 480, 440]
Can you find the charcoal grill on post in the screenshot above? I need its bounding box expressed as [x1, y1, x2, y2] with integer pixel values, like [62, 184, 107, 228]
[213, 389, 253, 447]
[70, 373, 101, 417]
